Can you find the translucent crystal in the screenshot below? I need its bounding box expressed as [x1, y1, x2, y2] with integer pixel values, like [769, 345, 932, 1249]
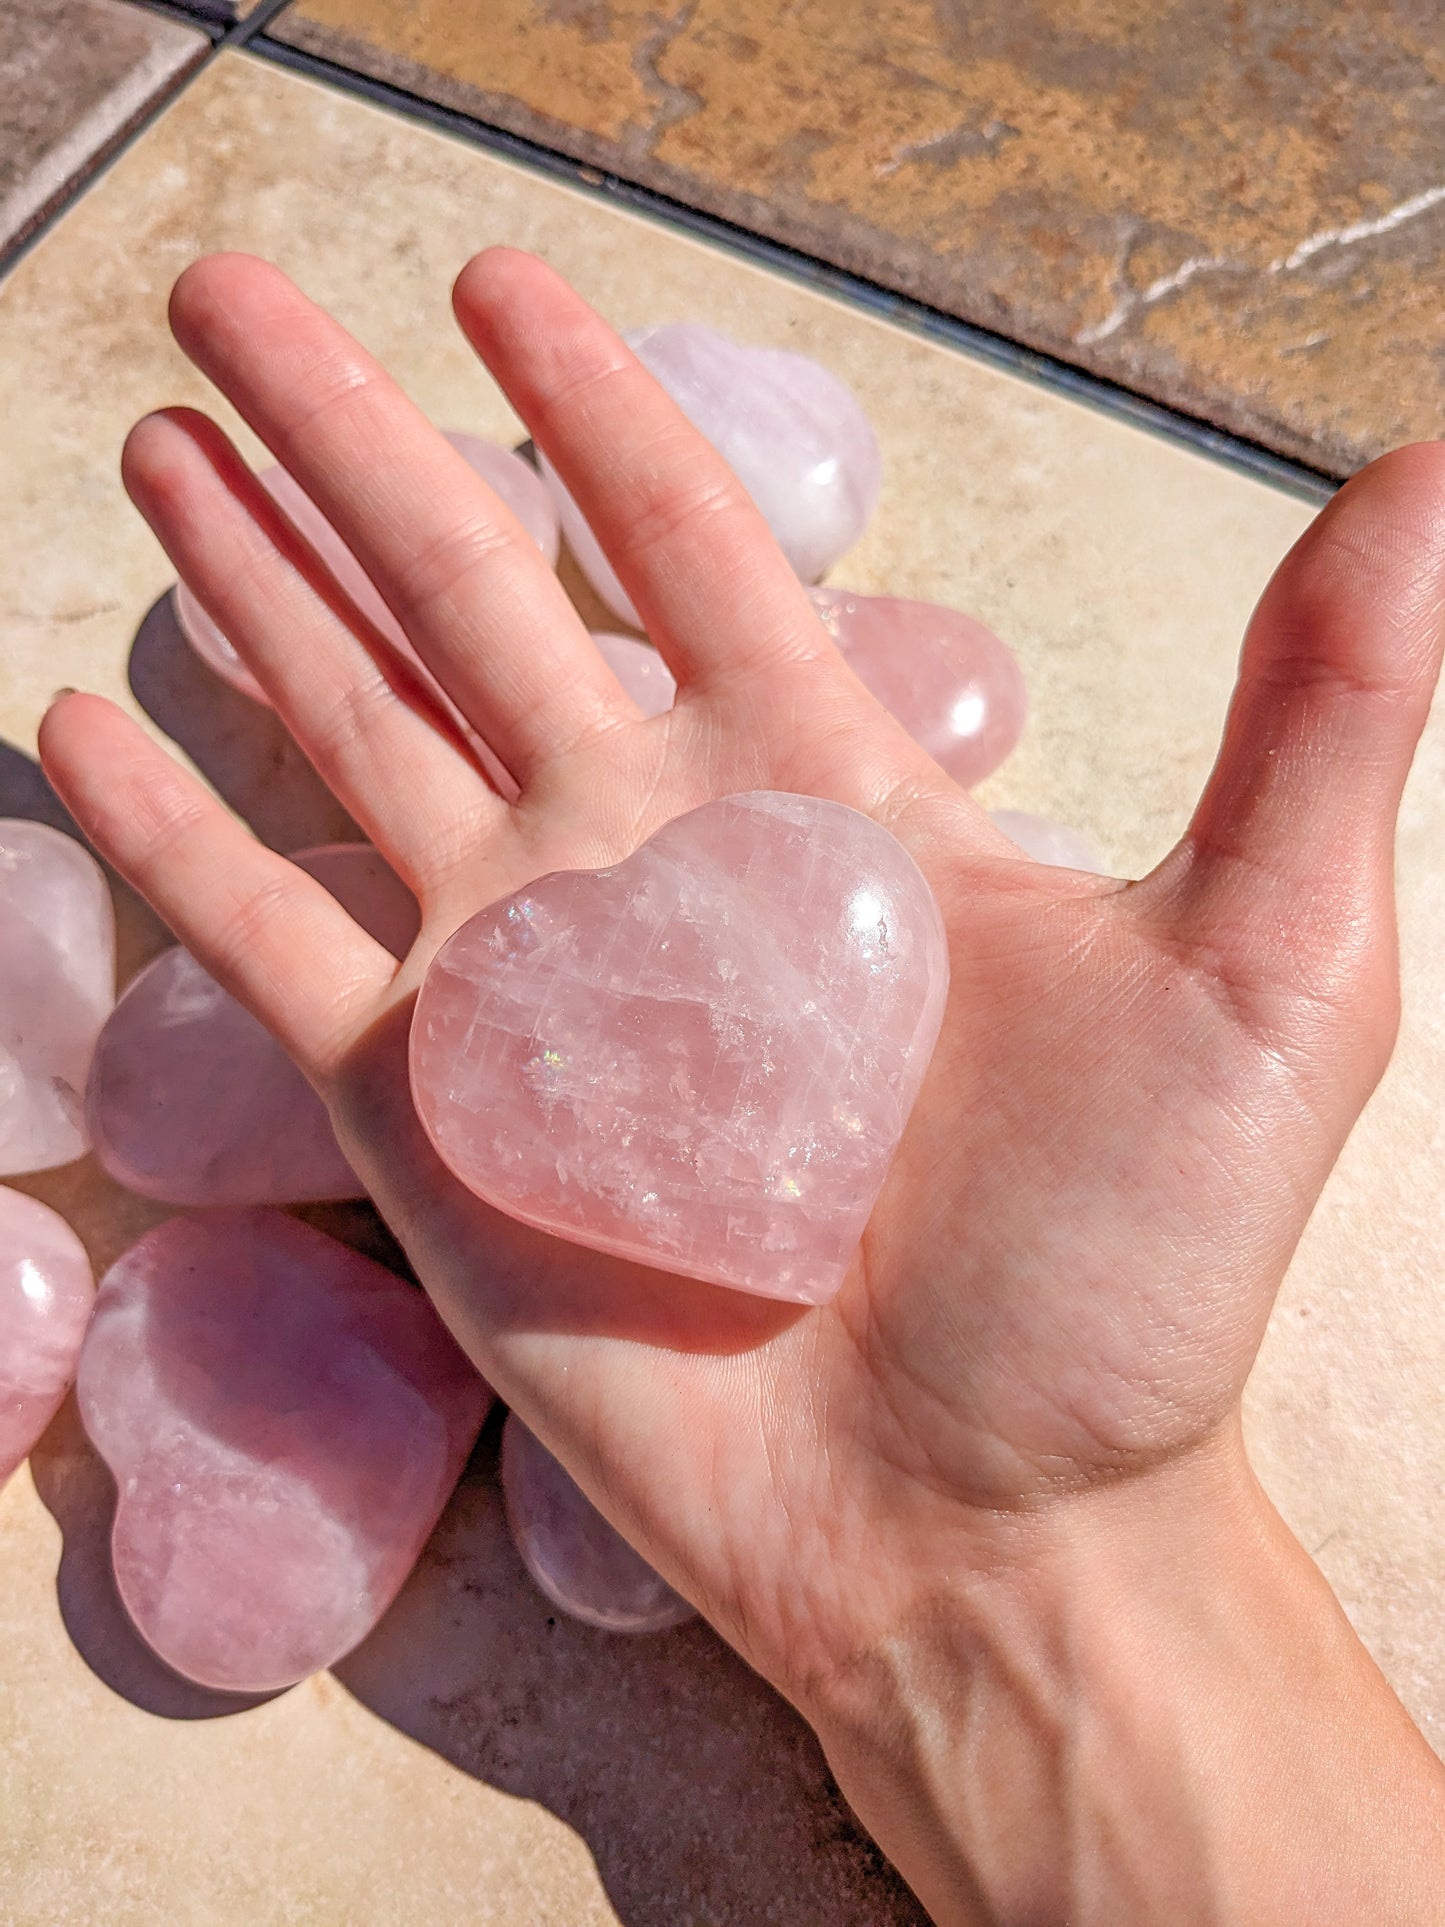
[76, 1208, 488, 1692]
[991, 809, 1109, 874]
[501, 1412, 694, 1632]
[541, 323, 882, 627]
[0, 819, 115, 1176]
[175, 433, 561, 702]
[87, 845, 417, 1205]
[810, 587, 1026, 787]
[0, 1186, 95, 1487]
[410, 792, 949, 1305]
[592, 631, 677, 718]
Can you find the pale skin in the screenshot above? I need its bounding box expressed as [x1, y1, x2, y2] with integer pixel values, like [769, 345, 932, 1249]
[40, 249, 1445, 1923]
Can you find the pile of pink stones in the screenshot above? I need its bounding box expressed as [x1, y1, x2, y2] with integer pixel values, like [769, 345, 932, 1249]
[2, 321, 1107, 1695]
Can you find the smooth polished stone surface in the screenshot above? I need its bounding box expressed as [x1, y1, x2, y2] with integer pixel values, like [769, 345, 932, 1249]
[810, 586, 1026, 786]
[0, 54, 1439, 1922]
[76, 1209, 488, 1693]
[501, 1414, 694, 1633]
[592, 631, 677, 719]
[0, 820, 116, 1177]
[0, 0, 205, 266]
[541, 323, 882, 627]
[273, 0, 1442, 477]
[87, 846, 417, 1205]
[0, 1187, 94, 1488]
[412, 791, 949, 1304]
[991, 809, 1109, 875]
[176, 432, 560, 701]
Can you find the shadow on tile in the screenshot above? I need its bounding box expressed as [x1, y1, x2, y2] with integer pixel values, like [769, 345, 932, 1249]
[127, 591, 360, 855]
[28, 1395, 274, 1722]
[336, 1416, 926, 1927]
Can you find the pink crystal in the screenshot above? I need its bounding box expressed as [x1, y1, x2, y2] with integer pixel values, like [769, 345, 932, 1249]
[809, 587, 1026, 787]
[591, 631, 677, 718]
[541, 324, 882, 627]
[76, 1208, 488, 1693]
[991, 810, 1109, 874]
[0, 1186, 95, 1487]
[0, 820, 115, 1176]
[501, 1412, 693, 1632]
[175, 433, 561, 703]
[87, 845, 417, 1205]
[410, 791, 948, 1305]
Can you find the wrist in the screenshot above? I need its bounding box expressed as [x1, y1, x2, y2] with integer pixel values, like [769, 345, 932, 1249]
[802, 1429, 1445, 1925]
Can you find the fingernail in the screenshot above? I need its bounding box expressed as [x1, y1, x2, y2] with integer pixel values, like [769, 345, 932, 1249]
[51, 687, 78, 701]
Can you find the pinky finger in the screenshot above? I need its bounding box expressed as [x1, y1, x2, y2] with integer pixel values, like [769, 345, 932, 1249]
[38, 693, 393, 1080]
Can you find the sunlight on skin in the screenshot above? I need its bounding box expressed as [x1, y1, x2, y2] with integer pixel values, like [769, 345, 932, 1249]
[37, 247, 1445, 1922]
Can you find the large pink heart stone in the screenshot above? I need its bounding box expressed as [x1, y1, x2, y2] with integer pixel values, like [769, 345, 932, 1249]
[87, 845, 418, 1205]
[501, 1412, 694, 1632]
[410, 792, 949, 1304]
[0, 820, 115, 1176]
[77, 1209, 488, 1692]
[541, 323, 882, 628]
[809, 587, 1027, 787]
[175, 432, 561, 703]
[0, 1187, 95, 1487]
[991, 809, 1110, 875]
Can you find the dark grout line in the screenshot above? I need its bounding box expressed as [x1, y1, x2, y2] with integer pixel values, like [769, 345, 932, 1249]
[0, 0, 307, 282]
[243, 31, 1338, 508]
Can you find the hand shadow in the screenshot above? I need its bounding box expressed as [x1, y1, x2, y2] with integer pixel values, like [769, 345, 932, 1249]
[336, 1411, 926, 1927]
[127, 589, 360, 855]
[27, 1395, 274, 1722]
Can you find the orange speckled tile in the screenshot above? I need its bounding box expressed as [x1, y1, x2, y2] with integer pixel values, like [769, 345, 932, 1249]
[270, 0, 1445, 477]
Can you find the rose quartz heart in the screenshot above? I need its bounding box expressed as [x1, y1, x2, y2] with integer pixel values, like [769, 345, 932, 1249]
[542, 323, 882, 627]
[991, 809, 1109, 874]
[410, 792, 948, 1305]
[809, 587, 1027, 787]
[501, 1412, 694, 1632]
[76, 1208, 488, 1692]
[87, 845, 417, 1206]
[592, 631, 677, 718]
[175, 432, 560, 703]
[0, 820, 115, 1176]
[0, 1186, 95, 1487]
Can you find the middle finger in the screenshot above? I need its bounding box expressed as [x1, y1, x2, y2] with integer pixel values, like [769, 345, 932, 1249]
[166, 252, 643, 790]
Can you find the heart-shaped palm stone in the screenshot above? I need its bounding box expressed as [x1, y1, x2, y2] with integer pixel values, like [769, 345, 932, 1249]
[541, 324, 881, 628]
[0, 819, 115, 1176]
[77, 1209, 488, 1693]
[0, 1186, 94, 1488]
[87, 844, 418, 1206]
[410, 792, 948, 1305]
[175, 432, 560, 704]
[501, 1412, 694, 1632]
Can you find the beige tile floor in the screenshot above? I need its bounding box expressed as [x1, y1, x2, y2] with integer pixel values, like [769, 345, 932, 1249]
[0, 48, 1440, 1923]
[0, 0, 207, 265]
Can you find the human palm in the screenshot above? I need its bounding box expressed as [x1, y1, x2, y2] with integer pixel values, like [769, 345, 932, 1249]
[41, 249, 1445, 1713]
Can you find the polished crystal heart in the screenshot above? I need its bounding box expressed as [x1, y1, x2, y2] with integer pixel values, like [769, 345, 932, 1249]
[175, 432, 560, 703]
[809, 587, 1027, 787]
[591, 630, 677, 718]
[0, 819, 115, 1176]
[992, 809, 1109, 874]
[542, 323, 882, 627]
[501, 1412, 693, 1632]
[87, 845, 417, 1205]
[0, 1186, 95, 1487]
[411, 792, 948, 1304]
[77, 1209, 488, 1693]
